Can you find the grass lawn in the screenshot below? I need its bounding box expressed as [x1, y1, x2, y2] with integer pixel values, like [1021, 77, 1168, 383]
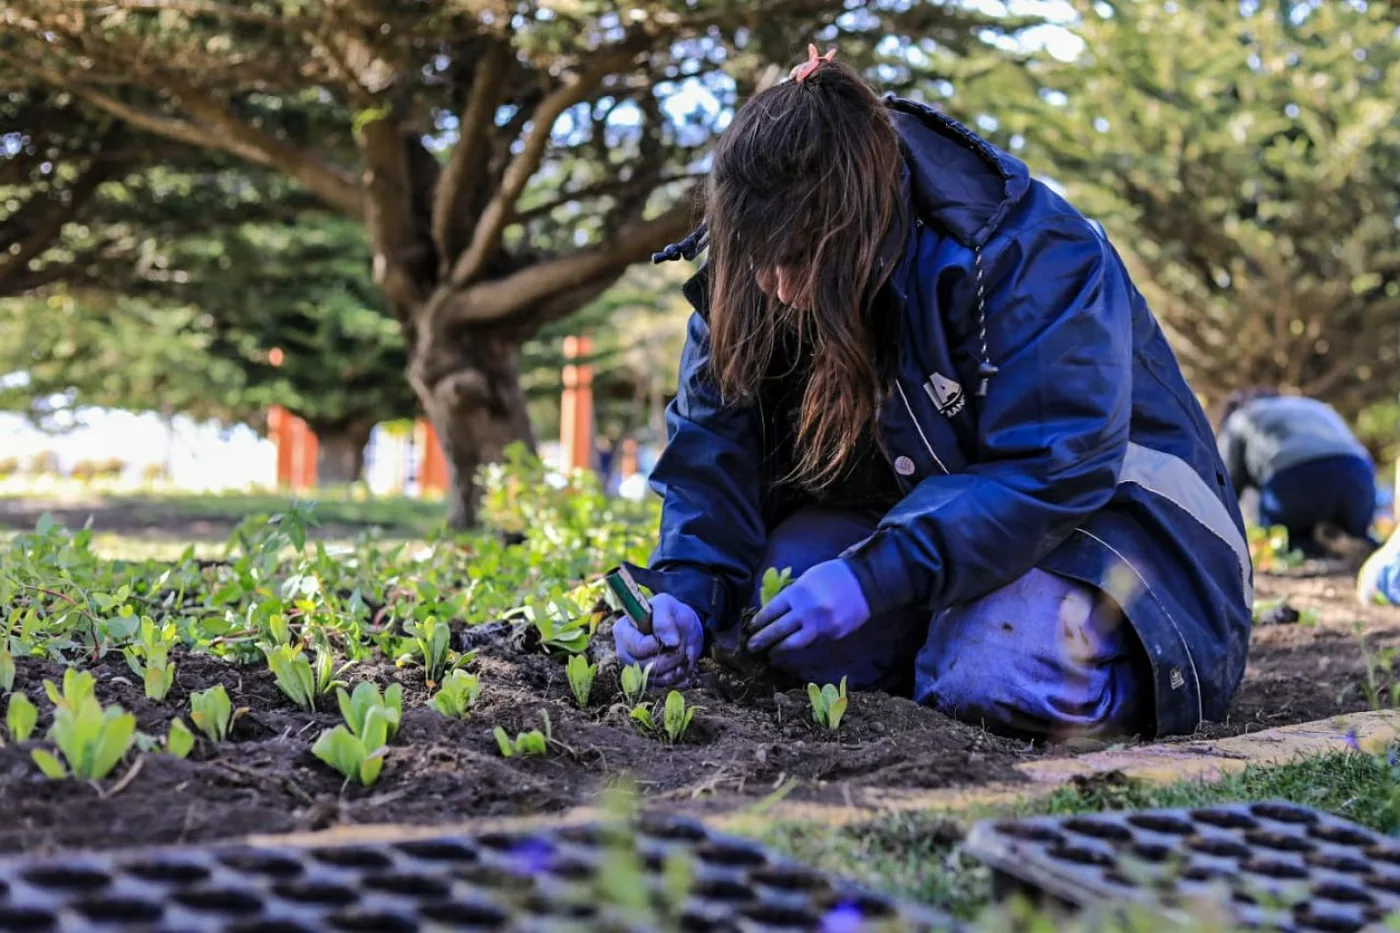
[761, 748, 1400, 919]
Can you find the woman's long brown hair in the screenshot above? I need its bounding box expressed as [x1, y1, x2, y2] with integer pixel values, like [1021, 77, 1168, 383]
[706, 57, 904, 492]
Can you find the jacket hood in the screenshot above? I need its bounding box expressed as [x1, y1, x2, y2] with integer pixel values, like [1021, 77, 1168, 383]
[653, 94, 1032, 265]
[884, 96, 1030, 250]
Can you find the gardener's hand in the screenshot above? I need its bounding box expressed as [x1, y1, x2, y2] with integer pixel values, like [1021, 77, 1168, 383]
[746, 560, 871, 654]
[613, 593, 704, 688]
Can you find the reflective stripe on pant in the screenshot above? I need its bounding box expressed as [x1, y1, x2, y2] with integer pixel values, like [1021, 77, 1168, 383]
[745, 505, 1148, 739]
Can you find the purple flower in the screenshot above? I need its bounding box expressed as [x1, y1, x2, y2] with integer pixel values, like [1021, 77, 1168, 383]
[820, 902, 865, 933]
[1345, 729, 1362, 753]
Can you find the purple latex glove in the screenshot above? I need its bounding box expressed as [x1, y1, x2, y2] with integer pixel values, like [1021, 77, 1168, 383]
[746, 559, 872, 654]
[613, 593, 704, 688]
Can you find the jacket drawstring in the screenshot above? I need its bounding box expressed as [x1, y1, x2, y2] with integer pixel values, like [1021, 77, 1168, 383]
[973, 245, 998, 397]
[653, 221, 709, 264]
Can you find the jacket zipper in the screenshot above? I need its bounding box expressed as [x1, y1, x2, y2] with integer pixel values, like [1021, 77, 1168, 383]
[896, 381, 949, 475]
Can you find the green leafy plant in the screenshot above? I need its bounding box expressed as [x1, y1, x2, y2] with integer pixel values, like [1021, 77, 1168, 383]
[336, 681, 403, 741]
[0, 645, 13, 693]
[123, 617, 178, 701]
[32, 669, 137, 780]
[430, 670, 482, 719]
[632, 691, 698, 745]
[620, 662, 651, 707]
[312, 707, 391, 786]
[265, 643, 345, 712]
[529, 601, 592, 655]
[661, 690, 697, 744]
[6, 691, 37, 742]
[807, 677, 849, 730]
[265, 644, 316, 712]
[405, 615, 452, 686]
[566, 654, 596, 708]
[166, 718, 195, 759]
[190, 685, 244, 743]
[760, 566, 794, 606]
[493, 711, 552, 758]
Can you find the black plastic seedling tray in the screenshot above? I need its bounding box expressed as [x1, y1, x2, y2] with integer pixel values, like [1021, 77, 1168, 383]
[964, 800, 1400, 931]
[0, 812, 959, 932]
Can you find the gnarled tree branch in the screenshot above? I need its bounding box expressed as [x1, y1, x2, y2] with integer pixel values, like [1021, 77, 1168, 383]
[447, 41, 644, 288]
[432, 40, 511, 269]
[444, 190, 699, 324]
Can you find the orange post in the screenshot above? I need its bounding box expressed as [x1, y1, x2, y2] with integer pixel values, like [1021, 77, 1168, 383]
[416, 419, 450, 495]
[560, 335, 594, 473]
[268, 404, 318, 492]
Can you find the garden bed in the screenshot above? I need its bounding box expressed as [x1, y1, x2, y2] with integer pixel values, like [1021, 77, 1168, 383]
[1, 566, 1394, 856]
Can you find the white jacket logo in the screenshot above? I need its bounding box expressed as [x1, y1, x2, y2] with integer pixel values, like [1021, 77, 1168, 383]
[925, 372, 965, 417]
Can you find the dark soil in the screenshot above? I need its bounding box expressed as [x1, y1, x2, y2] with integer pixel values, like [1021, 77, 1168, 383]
[0, 644, 1032, 856]
[1218, 570, 1400, 735]
[1, 569, 1394, 856]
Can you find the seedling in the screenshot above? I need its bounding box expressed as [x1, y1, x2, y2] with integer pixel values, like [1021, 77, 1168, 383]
[430, 670, 482, 719]
[620, 662, 651, 707]
[807, 677, 849, 730]
[631, 690, 698, 745]
[532, 604, 592, 655]
[566, 654, 596, 708]
[6, 691, 36, 742]
[760, 566, 794, 606]
[312, 707, 391, 786]
[493, 711, 552, 758]
[189, 685, 245, 743]
[0, 646, 13, 693]
[123, 617, 178, 701]
[661, 690, 697, 744]
[33, 669, 137, 781]
[265, 642, 346, 714]
[166, 718, 195, 759]
[265, 644, 316, 712]
[336, 681, 403, 742]
[405, 615, 452, 686]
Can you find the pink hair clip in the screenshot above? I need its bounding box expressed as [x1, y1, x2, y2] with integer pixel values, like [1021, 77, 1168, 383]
[791, 43, 836, 84]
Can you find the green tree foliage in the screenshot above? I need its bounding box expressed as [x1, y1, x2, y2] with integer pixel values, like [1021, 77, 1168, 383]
[1003, 0, 1400, 416]
[0, 0, 1026, 524]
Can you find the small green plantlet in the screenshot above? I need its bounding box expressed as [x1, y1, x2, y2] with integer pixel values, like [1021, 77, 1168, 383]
[312, 707, 391, 786]
[166, 718, 195, 759]
[620, 662, 651, 707]
[406, 615, 452, 686]
[566, 655, 596, 708]
[335, 682, 403, 742]
[265, 644, 316, 712]
[430, 670, 481, 719]
[33, 669, 137, 781]
[493, 711, 551, 757]
[189, 685, 244, 743]
[661, 690, 697, 745]
[760, 566, 794, 606]
[629, 704, 656, 735]
[7, 691, 37, 742]
[123, 617, 178, 701]
[0, 646, 13, 693]
[493, 725, 548, 757]
[807, 677, 849, 730]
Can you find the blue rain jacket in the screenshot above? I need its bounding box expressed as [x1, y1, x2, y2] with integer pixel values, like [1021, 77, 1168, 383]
[644, 97, 1252, 737]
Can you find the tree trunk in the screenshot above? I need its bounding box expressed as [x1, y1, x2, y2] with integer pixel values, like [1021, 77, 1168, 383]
[314, 421, 374, 487]
[410, 326, 534, 529]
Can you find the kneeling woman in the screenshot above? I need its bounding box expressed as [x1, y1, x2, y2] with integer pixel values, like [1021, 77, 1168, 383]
[614, 49, 1252, 741]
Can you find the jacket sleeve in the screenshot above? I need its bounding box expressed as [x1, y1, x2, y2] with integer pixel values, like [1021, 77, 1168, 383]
[645, 307, 767, 626]
[1216, 412, 1249, 496]
[842, 216, 1133, 617]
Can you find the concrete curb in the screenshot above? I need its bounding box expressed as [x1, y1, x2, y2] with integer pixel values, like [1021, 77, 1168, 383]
[236, 709, 1400, 848]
